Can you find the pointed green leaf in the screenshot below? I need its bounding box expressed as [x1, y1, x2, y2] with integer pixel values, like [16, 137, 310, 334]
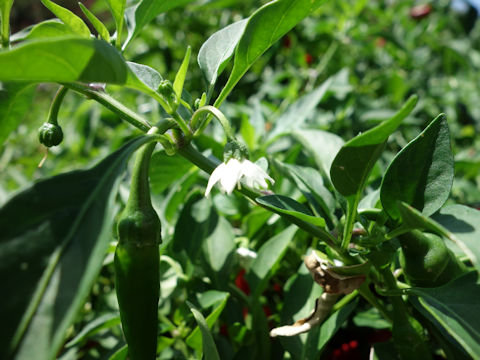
[432, 205, 480, 275]
[247, 225, 297, 296]
[104, 0, 125, 46]
[173, 46, 191, 98]
[0, 135, 156, 360]
[187, 302, 222, 360]
[0, 37, 127, 83]
[0, 82, 36, 146]
[214, 0, 325, 107]
[331, 95, 417, 197]
[273, 162, 336, 224]
[126, 61, 163, 92]
[380, 114, 454, 220]
[407, 272, 480, 359]
[202, 216, 235, 285]
[10, 20, 76, 42]
[124, 0, 196, 49]
[66, 313, 120, 347]
[40, 0, 90, 37]
[293, 129, 344, 181]
[186, 292, 229, 353]
[257, 195, 326, 227]
[197, 19, 248, 89]
[78, 2, 110, 42]
[267, 79, 332, 141]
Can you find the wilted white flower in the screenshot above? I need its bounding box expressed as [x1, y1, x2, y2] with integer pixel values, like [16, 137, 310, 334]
[205, 158, 274, 197]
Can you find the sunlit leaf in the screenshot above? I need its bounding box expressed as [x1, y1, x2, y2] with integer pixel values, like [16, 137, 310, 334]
[0, 135, 156, 359]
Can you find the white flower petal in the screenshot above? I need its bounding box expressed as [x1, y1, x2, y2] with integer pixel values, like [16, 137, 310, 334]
[205, 162, 226, 197]
[239, 160, 274, 189]
[205, 157, 275, 197]
[219, 159, 242, 194]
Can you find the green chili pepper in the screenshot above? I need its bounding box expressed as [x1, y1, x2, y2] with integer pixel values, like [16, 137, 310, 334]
[115, 140, 161, 360]
[399, 230, 465, 287]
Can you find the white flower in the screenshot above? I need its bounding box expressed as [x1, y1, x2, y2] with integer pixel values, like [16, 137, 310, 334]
[205, 158, 274, 197]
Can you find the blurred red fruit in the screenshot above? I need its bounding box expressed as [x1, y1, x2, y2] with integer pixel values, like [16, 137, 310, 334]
[375, 37, 386, 47]
[410, 4, 432, 19]
[235, 269, 251, 295]
[305, 53, 313, 65]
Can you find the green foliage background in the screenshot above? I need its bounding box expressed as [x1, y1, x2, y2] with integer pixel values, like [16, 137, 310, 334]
[1, 0, 480, 359]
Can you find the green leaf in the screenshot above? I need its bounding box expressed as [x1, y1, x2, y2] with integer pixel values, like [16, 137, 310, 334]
[0, 37, 127, 83]
[40, 0, 90, 37]
[317, 299, 358, 352]
[109, 345, 128, 360]
[66, 313, 120, 347]
[293, 129, 344, 181]
[149, 151, 193, 193]
[407, 272, 480, 359]
[173, 46, 191, 98]
[0, 82, 36, 146]
[273, 162, 336, 224]
[202, 216, 235, 285]
[432, 205, 480, 274]
[10, 20, 76, 42]
[126, 61, 163, 91]
[172, 194, 217, 259]
[331, 95, 417, 197]
[197, 19, 248, 90]
[267, 79, 332, 141]
[124, 0, 196, 49]
[0, 135, 156, 360]
[187, 302, 222, 360]
[78, 2, 111, 42]
[105, 0, 126, 46]
[186, 293, 229, 354]
[164, 170, 199, 223]
[381, 114, 454, 220]
[247, 225, 297, 296]
[214, 0, 325, 107]
[257, 195, 326, 227]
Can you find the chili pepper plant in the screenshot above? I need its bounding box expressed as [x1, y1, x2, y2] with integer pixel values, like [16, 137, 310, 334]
[1, 0, 480, 359]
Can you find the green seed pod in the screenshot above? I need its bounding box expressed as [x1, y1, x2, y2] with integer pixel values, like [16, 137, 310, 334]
[399, 230, 466, 287]
[115, 141, 161, 360]
[38, 122, 63, 147]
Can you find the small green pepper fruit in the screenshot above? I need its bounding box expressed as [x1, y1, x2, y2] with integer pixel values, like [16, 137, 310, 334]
[38, 122, 63, 147]
[399, 230, 465, 287]
[115, 141, 161, 360]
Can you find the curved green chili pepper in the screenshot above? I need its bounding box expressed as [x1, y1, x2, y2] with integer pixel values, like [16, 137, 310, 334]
[399, 230, 466, 287]
[115, 140, 161, 360]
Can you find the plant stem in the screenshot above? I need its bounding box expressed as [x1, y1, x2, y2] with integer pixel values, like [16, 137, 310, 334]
[190, 105, 235, 140]
[341, 195, 360, 249]
[331, 290, 358, 312]
[357, 283, 392, 323]
[47, 86, 68, 124]
[170, 111, 191, 137]
[64, 83, 153, 132]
